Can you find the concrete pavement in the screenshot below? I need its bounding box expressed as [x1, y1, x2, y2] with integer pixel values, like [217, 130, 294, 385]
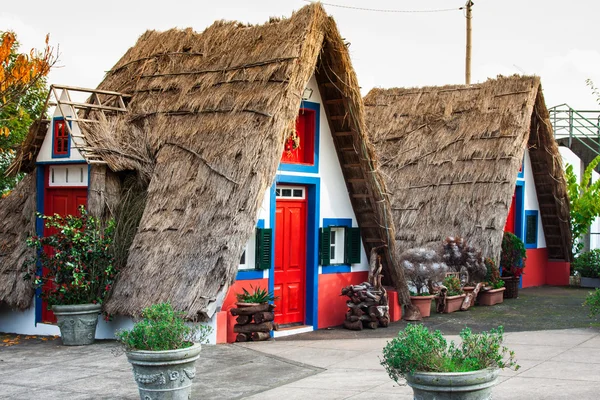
[2, 327, 600, 399]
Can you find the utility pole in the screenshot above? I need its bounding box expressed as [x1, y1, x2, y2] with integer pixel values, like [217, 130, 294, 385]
[465, 0, 474, 84]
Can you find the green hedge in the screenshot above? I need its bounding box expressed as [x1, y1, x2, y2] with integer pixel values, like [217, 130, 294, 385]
[573, 249, 600, 279]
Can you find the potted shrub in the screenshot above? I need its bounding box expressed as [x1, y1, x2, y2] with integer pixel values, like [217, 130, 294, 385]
[435, 275, 465, 313]
[573, 250, 600, 288]
[116, 302, 212, 400]
[500, 232, 526, 298]
[381, 324, 519, 399]
[23, 207, 117, 345]
[400, 248, 448, 318]
[235, 284, 276, 306]
[478, 258, 506, 306]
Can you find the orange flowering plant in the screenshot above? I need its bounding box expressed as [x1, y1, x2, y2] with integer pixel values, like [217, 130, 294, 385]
[23, 206, 118, 306]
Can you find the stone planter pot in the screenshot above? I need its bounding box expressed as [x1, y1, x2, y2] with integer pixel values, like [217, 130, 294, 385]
[580, 277, 600, 288]
[52, 303, 101, 346]
[436, 294, 466, 313]
[478, 287, 506, 306]
[405, 368, 500, 400]
[126, 343, 202, 400]
[410, 295, 434, 318]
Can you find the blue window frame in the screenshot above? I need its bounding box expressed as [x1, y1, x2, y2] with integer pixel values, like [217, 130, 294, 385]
[278, 101, 320, 174]
[51, 117, 71, 158]
[321, 218, 353, 274]
[524, 210, 538, 249]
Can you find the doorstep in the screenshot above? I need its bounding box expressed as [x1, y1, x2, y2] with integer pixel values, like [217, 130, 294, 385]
[273, 325, 314, 338]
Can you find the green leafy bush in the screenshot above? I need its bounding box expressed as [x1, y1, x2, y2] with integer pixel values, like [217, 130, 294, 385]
[381, 324, 519, 384]
[573, 250, 600, 279]
[23, 206, 117, 306]
[500, 232, 526, 277]
[115, 303, 212, 351]
[584, 289, 600, 318]
[442, 275, 463, 296]
[236, 285, 276, 303]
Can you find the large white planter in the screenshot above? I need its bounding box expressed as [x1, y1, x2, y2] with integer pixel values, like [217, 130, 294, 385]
[126, 343, 202, 400]
[52, 303, 101, 346]
[405, 368, 500, 400]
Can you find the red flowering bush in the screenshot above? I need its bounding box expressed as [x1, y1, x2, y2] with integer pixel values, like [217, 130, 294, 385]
[500, 232, 526, 278]
[23, 206, 117, 306]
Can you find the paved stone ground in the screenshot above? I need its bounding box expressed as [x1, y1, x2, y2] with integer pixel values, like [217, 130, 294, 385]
[1, 286, 599, 399]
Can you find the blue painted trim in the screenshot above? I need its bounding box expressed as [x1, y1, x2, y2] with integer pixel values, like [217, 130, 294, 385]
[322, 218, 353, 269]
[321, 265, 352, 274]
[34, 167, 45, 325]
[278, 101, 320, 174]
[524, 210, 539, 249]
[515, 180, 525, 241]
[36, 160, 87, 165]
[256, 219, 265, 229]
[236, 270, 264, 280]
[272, 174, 321, 328]
[51, 117, 72, 159]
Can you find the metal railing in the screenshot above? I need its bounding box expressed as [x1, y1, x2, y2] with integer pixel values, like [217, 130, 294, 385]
[549, 104, 600, 156]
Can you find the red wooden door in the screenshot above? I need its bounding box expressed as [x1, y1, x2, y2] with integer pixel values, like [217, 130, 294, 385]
[504, 190, 516, 234]
[42, 187, 87, 323]
[274, 196, 307, 325]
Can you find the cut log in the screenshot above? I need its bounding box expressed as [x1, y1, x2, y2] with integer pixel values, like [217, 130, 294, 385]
[230, 303, 272, 316]
[253, 311, 274, 324]
[343, 319, 363, 330]
[251, 332, 271, 341]
[236, 315, 251, 325]
[233, 322, 274, 333]
[363, 321, 378, 329]
[378, 317, 390, 327]
[348, 315, 360, 322]
[403, 304, 423, 321]
[235, 333, 249, 342]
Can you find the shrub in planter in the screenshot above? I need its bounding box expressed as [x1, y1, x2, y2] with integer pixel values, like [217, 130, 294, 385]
[381, 324, 519, 399]
[573, 250, 600, 281]
[436, 275, 465, 313]
[23, 207, 117, 345]
[236, 285, 276, 305]
[500, 232, 526, 299]
[116, 303, 212, 400]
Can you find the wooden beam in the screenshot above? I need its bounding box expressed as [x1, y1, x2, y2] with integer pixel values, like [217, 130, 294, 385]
[333, 131, 354, 137]
[51, 84, 132, 97]
[325, 98, 345, 105]
[57, 100, 126, 112]
[352, 194, 371, 198]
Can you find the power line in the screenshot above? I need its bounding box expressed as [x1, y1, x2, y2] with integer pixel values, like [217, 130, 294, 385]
[302, 0, 463, 13]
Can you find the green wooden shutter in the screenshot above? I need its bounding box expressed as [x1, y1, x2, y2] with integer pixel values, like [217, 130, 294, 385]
[255, 228, 272, 270]
[319, 227, 331, 266]
[345, 227, 361, 264]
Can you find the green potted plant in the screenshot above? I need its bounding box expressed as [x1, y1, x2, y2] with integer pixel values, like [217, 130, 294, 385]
[478, 258, 506, 306]
[500, 232, 526, 298]
[23, 206, 117, 345]
[381, 324, 519, 399]
[400, 248, 448, 318]
[116, 302, 212, 400]
[435, 275, 465, 313]
[573, 250, 600, 288]
[235, 284, 276, 306]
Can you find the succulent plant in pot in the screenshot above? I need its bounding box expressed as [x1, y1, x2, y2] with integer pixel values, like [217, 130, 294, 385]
[235, 285, 277, 306]
[381, 324, 519, 400]
[400, 248, 448, 318]
[23, 207, 117, 345]
[116, 302, 212, 400]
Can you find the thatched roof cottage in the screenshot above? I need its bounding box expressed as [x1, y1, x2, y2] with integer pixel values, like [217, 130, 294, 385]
[0, 4, 410, 341]
[364, 75, 572, 288]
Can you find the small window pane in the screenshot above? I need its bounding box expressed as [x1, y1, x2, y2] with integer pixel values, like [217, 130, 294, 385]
[330, 230, 336, 244]
[240, 250, 246, 265]
[282, 189, 292, 197]
[276, 189, 281, 196]
[525, 214, 537, 245]
[293, 189, 303, 197]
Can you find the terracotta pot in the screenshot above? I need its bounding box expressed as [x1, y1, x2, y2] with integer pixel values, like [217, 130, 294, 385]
[435, 294, 466, 313]
[478, 287, 506, 306]
[235, 302, 262, 307]
[410, 295, 434, 318]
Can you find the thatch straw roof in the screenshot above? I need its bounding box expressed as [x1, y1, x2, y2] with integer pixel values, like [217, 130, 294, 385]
[0, 173, 36, 309]
[1, 3, 410, 315]
[364, 75, 572, 263]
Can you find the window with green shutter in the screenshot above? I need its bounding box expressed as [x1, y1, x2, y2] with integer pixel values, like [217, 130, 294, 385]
[345, 227, 361, 264]
[255, 228, 272, 270]
[319, 227, 331, 266]
[319, 222, 362, 266]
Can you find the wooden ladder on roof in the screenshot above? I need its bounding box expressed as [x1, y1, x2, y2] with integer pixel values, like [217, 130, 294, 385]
[46, 84, 132, 164]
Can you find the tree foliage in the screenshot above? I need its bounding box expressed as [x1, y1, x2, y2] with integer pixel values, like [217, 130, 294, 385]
[565, 155, 600, 256]
[0, 31, 55, 195]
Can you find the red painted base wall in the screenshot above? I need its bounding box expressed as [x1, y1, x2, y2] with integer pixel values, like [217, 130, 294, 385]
[221, 278, 268, 343]
[547, 261, 570, 286]
[318, 271, 368, 329]
[522, 248, 547, 288]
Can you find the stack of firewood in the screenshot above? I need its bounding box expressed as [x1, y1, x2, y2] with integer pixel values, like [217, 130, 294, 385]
[230, 303, 277, 342]
[341, 248, 390, 330]
[341, 282, 390, 330]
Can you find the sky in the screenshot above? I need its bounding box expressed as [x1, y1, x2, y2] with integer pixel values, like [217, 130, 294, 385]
[2, 0, 600, 109]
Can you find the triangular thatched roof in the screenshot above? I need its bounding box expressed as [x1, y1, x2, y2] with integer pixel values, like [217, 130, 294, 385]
[1, 4, 411, 315]
[364, 75, 572, 263]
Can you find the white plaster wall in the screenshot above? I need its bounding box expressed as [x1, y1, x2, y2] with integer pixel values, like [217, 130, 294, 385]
[37, 90, 86, 163]
[522, 151, 546, 248]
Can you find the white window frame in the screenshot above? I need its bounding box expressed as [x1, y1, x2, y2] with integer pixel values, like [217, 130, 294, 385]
[276, 185, 305, 199]
[329, 227, 345, 264]
[48, 164, 88, 187]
